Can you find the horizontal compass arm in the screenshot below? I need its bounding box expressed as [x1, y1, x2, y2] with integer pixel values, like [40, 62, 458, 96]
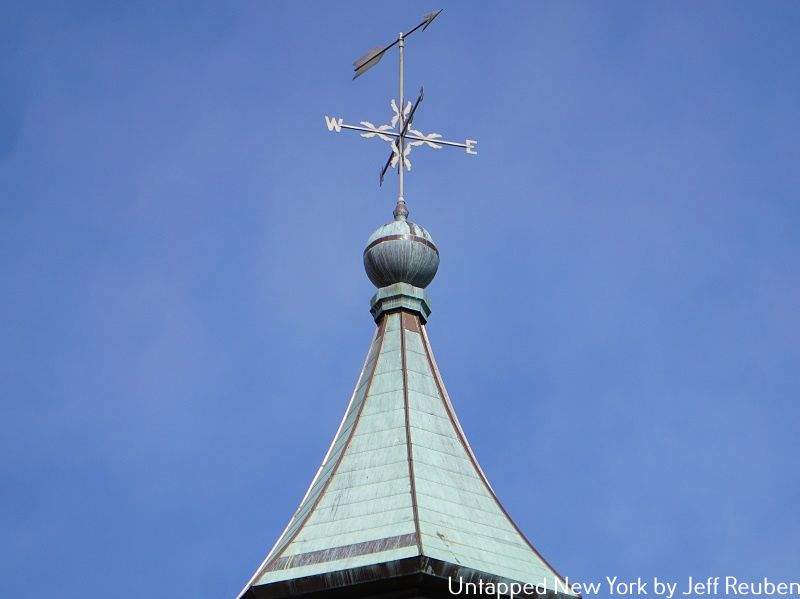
[325, 116, 400, 138]
[341, 122, 402, 137]
[325, 115, 478, 155]
[404, 134, 478, 154]
[379, 134, 477, 185]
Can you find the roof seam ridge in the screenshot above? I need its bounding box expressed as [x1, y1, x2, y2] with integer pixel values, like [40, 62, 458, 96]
[413, 469, 485, 487]
[359, 406, 406, 415]
[415, 485, 511, 508]
[286, 519, 417, 543]
[418, 518, 547, 554]
[359, 389, 403, 400]
[300, 463, 412, 517]
[334, 457, 409, 475]
[416, 499, 525, 526]
[292, 490, 407, 515]
[406, 388, 445, 402]
[401, 313, 424, 557]
[408, 423, 485, 444]
[349, 424, 407, 437]
[338, 441, 407, 456]
[296, 506, 416, 540]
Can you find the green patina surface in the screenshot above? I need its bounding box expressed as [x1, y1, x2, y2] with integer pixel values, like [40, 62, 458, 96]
[247, 308, 576, 596]
[370, 282, 432, 322]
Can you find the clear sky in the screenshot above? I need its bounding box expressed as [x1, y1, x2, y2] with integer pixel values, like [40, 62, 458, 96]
[1, 2, 798, 598]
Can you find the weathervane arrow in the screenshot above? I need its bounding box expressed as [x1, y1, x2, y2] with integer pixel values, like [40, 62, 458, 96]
[324, 9, 477, 209]
[352, 9, 442, 79]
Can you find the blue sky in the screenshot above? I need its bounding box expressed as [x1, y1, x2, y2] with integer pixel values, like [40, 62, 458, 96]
[1, 2, 798, 597]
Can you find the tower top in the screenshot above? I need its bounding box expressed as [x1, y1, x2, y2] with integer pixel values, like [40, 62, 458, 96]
[235, 11, 576, 599]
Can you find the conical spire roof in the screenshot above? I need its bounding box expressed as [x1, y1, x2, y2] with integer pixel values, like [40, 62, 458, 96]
[239, 211, 576, 598]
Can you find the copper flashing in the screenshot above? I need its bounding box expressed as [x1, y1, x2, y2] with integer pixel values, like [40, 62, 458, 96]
[363, 234, 440, 257]
[401, 311, 420, 333]
[247, 556, 575, 599]
[264, 533, 417, 572]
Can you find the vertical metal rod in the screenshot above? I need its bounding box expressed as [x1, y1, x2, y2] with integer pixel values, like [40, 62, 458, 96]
[398, 32, 405, 203]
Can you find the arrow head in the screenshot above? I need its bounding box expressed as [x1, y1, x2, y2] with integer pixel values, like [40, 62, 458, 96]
[422, 9, 443, 30]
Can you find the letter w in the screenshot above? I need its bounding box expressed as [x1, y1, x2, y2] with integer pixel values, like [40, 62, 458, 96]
[583, 582, 602, 595]
[325, 116, 343, 132]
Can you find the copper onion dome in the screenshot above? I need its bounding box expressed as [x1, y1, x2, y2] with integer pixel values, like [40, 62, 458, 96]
[363, 200, 439, 289]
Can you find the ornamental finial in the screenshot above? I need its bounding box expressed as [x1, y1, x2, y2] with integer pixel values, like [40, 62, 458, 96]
[393, 198, 409, 221]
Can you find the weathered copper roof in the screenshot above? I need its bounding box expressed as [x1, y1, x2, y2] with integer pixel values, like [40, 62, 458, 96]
[239, 303, 576, 597]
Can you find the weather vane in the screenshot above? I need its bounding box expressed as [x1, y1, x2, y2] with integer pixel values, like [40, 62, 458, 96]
[324, 9, 477, 216]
